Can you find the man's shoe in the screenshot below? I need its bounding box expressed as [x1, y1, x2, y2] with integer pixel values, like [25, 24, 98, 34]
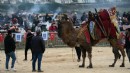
[23, 59, 27, 61]
[32, 70, 36, 72]
[10, 68, 16, 72]
[77, 59, 80, 62]
[30, 59, 32, 61]
[5, 69, 9, 71]
[38, 70, 43, 72]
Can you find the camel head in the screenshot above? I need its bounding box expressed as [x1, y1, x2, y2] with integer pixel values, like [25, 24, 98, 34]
[57, 14, 74, 38]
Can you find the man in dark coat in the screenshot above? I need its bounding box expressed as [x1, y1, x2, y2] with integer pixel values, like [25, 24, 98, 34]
[31, 30, 45, 72]
[75, 45, 81, 62]
[125, 28, 130, 62]
[23, 29, 34, 61]
[4, 30, 16, 71]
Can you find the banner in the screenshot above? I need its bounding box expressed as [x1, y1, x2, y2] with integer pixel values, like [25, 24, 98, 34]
[42, 31, 49, 40]
[15, 33, 22, 42]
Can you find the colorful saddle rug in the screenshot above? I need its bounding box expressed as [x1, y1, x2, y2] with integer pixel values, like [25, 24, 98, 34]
[80, 23, 91, 44]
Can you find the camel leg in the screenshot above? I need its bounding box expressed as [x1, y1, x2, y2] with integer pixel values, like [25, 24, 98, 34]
[113, 44, 125, 67]
[79, 49, 86, 68]
[109, 53, 118, 67]
[109, 48, 121, 67]
[112, 48, 121, 59]
[118, 46, 125, 67]
[87, 52, 93, 68]
[111, 46, 125, 67]
[109, 39, 125, 67]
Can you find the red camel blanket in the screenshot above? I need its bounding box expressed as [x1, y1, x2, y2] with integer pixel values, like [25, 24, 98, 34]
[98, 9, 117, 39]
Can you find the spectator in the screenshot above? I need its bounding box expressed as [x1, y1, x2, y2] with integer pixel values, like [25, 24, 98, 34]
[81, 12, 88, 22]
[17, 15, 23, 27]
[49, 22, 57, 32]
[31, 29, 45, 72]
[45, 13, 52, 23]
[4, 30, 16, 71]
[33, 14, 39, 27]
[12, 18, 18, 26]
[72, 12, 79, 26]
[123, 12, 127, 18]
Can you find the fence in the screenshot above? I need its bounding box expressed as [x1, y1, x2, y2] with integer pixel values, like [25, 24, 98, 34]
[0, 32, 110, 50]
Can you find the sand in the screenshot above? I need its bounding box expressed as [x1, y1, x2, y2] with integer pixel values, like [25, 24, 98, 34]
[0, 47, 130, 73]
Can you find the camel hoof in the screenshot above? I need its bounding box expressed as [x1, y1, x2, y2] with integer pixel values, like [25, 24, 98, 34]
[87, 66, 93, 68]
[120, 64, 125, 67]
[79, 65, 85, 68]
[109, 65, 114, 67]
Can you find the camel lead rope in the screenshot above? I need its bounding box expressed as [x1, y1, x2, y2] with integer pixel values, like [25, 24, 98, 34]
[72, 48, 75, 62]
[15, 43, 20, 65]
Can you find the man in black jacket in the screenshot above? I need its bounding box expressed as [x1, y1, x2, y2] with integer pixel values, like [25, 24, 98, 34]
[125, 28, 130, 62]
[75, 45, 81, 62]
[4, 30, 16, 71]
[31, 30, 45, 72]
[23, 29, 34, 61]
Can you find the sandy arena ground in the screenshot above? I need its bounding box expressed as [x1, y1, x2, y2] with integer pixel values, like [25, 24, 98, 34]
[0, 47, 130, 73]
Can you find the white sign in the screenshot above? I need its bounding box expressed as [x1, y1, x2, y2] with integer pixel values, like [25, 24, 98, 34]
[42, 31, 48, 40]
[15, 33, 22, 42]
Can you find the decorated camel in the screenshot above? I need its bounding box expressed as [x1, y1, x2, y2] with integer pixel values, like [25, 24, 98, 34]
[57, 8, 125, 68]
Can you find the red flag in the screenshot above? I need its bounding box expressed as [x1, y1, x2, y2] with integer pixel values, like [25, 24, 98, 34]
[0, 33, 4, 42]
[49, 33, 55, 41]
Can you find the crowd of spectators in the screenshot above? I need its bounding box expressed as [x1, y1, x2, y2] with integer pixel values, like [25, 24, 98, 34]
[0, 11, 54, 33]
[0, 10, 130, 34]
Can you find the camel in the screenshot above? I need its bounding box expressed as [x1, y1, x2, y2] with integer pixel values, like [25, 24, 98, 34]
[57, 11, 125, 68]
